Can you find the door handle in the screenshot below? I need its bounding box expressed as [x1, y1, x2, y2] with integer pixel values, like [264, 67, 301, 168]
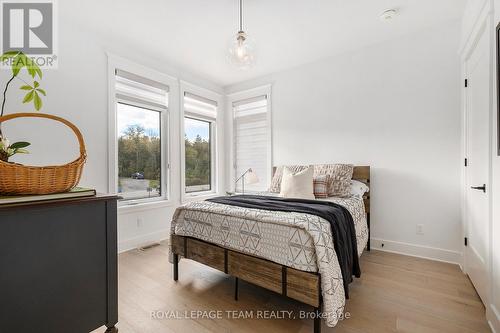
[471, 184, 486, 193]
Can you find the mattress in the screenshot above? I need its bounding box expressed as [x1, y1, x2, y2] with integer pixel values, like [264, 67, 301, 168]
[170, 193, 368, 327]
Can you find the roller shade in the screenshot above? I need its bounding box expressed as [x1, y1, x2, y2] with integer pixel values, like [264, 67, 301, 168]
[233, 95, 269, 192]
[115, 69, 168, 110]
[184, 92, 217, 120]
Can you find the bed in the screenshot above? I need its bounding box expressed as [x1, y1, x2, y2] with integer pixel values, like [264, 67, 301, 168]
[170, 166, 370, 332]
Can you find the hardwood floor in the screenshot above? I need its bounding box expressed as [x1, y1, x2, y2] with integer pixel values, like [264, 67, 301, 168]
[93, 242, 490, 333]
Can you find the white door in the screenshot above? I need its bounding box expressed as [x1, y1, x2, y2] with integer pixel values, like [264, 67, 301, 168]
[465, 23, 490, 304]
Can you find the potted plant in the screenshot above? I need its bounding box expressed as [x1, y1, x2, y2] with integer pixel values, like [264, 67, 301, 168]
[0, 51, 46, 162]
[0, 51, 86, 195]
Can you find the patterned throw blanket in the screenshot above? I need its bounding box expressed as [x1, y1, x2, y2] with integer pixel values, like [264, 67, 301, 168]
[207, 195, 360, 298]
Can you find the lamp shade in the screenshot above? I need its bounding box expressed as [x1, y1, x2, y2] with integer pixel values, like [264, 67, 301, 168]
[245, 168, 259, 185]
[228, 31, 256, 69]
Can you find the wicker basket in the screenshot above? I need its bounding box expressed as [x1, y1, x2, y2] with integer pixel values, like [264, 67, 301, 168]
[0, 113, 86, 195]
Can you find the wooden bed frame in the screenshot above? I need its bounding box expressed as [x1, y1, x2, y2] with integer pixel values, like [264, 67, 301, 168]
[171, 166, 370, 333]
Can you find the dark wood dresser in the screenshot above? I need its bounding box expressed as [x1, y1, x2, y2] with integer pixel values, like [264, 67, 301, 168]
[0, 194, 119, 333]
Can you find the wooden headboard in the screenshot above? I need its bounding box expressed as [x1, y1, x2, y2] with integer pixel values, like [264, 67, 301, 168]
[353, 166, 370, 215]
[352, 166, 371, 250]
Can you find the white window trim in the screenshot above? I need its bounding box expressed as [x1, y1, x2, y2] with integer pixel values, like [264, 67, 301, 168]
[107, 53, 179, 208]
[226, 84, 273, 193]
[180, 81, 223, 203]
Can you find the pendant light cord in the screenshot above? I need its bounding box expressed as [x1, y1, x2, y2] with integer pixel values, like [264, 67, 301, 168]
[239, 0, 243, 32]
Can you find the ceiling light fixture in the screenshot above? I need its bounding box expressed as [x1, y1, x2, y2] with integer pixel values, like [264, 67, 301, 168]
[380, 9, 397, 21]
[228, 0, 256, 69]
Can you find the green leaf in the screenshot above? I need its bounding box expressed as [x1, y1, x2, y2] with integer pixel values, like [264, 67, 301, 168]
[36, 88, 46, 96]
[10, 141, 30, 149]
[20, 85, 33, 90]
[33, 81, 39, 88]
[1, 50, 19, 57]
[35, 67, 42, 79]
[24, 56, 42, 79]
[11, 62, 22, 76]
[25, 59, 37, 78]
[1, 51, 43, 80]
[0, 51, 19, 62]
[21, 54, 31, 66]
[22, 91, 34, 103]
[14, 148, 29, 154]
[33, 92, 42, 111]
[26, 66, 35, 78]
[11, 53, 27, 76]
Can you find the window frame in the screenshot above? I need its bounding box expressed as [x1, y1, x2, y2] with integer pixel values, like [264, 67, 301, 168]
[227, 85, 273, 193]
[108, 54, 178, 207]
[115, 100, 164, 202]
[183, 115, 214, 194]
[180, 81, 222, 202]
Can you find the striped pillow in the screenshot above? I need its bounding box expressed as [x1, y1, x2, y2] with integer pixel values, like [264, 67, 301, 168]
[313, 174, 329, 198]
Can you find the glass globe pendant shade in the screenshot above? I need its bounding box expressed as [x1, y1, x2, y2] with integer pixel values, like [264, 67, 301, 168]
[228, 31, 256, 69]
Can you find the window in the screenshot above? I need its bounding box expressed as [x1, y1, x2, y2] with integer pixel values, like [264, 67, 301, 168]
[115, 69, 168, 201]
[183, 92, 217, 194]
[233, 95, 270, 192]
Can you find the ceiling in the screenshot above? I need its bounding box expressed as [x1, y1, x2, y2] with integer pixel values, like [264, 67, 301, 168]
[64, 0, 466, 87]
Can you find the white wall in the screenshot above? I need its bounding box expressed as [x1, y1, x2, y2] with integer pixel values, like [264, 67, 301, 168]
[1, 11, 224, 252]
[0, 0, 469, 280]
[226, 21, 463, 263]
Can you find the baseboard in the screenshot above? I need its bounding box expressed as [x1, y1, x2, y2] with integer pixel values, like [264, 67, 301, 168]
[370, 238, 463, 265]
[118, 229, 170, 253]
[119, 234, 462, 264]
[488, 304, 500, 333]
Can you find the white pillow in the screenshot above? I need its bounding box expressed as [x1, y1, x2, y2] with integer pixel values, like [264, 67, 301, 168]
[280, 166, 315, 200]
[350, 180, 369, 198]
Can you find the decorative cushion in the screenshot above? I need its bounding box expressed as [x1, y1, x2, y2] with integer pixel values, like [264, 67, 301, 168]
[350, 180, 370, 198]
[269, 165, 309, 193]
[313, 174, 329, 198]
[314, 164, 354, 197]
[279, 166, 315, 200]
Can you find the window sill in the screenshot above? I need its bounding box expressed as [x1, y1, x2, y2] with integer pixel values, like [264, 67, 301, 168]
[182, 191, 220, 204]
[118, 199, 173, 215]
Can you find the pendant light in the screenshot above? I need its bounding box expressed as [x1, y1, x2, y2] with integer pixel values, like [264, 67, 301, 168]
[228, 0, 256, 69]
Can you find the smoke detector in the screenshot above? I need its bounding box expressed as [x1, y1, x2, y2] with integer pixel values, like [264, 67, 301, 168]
[380, 9, 397, 21]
